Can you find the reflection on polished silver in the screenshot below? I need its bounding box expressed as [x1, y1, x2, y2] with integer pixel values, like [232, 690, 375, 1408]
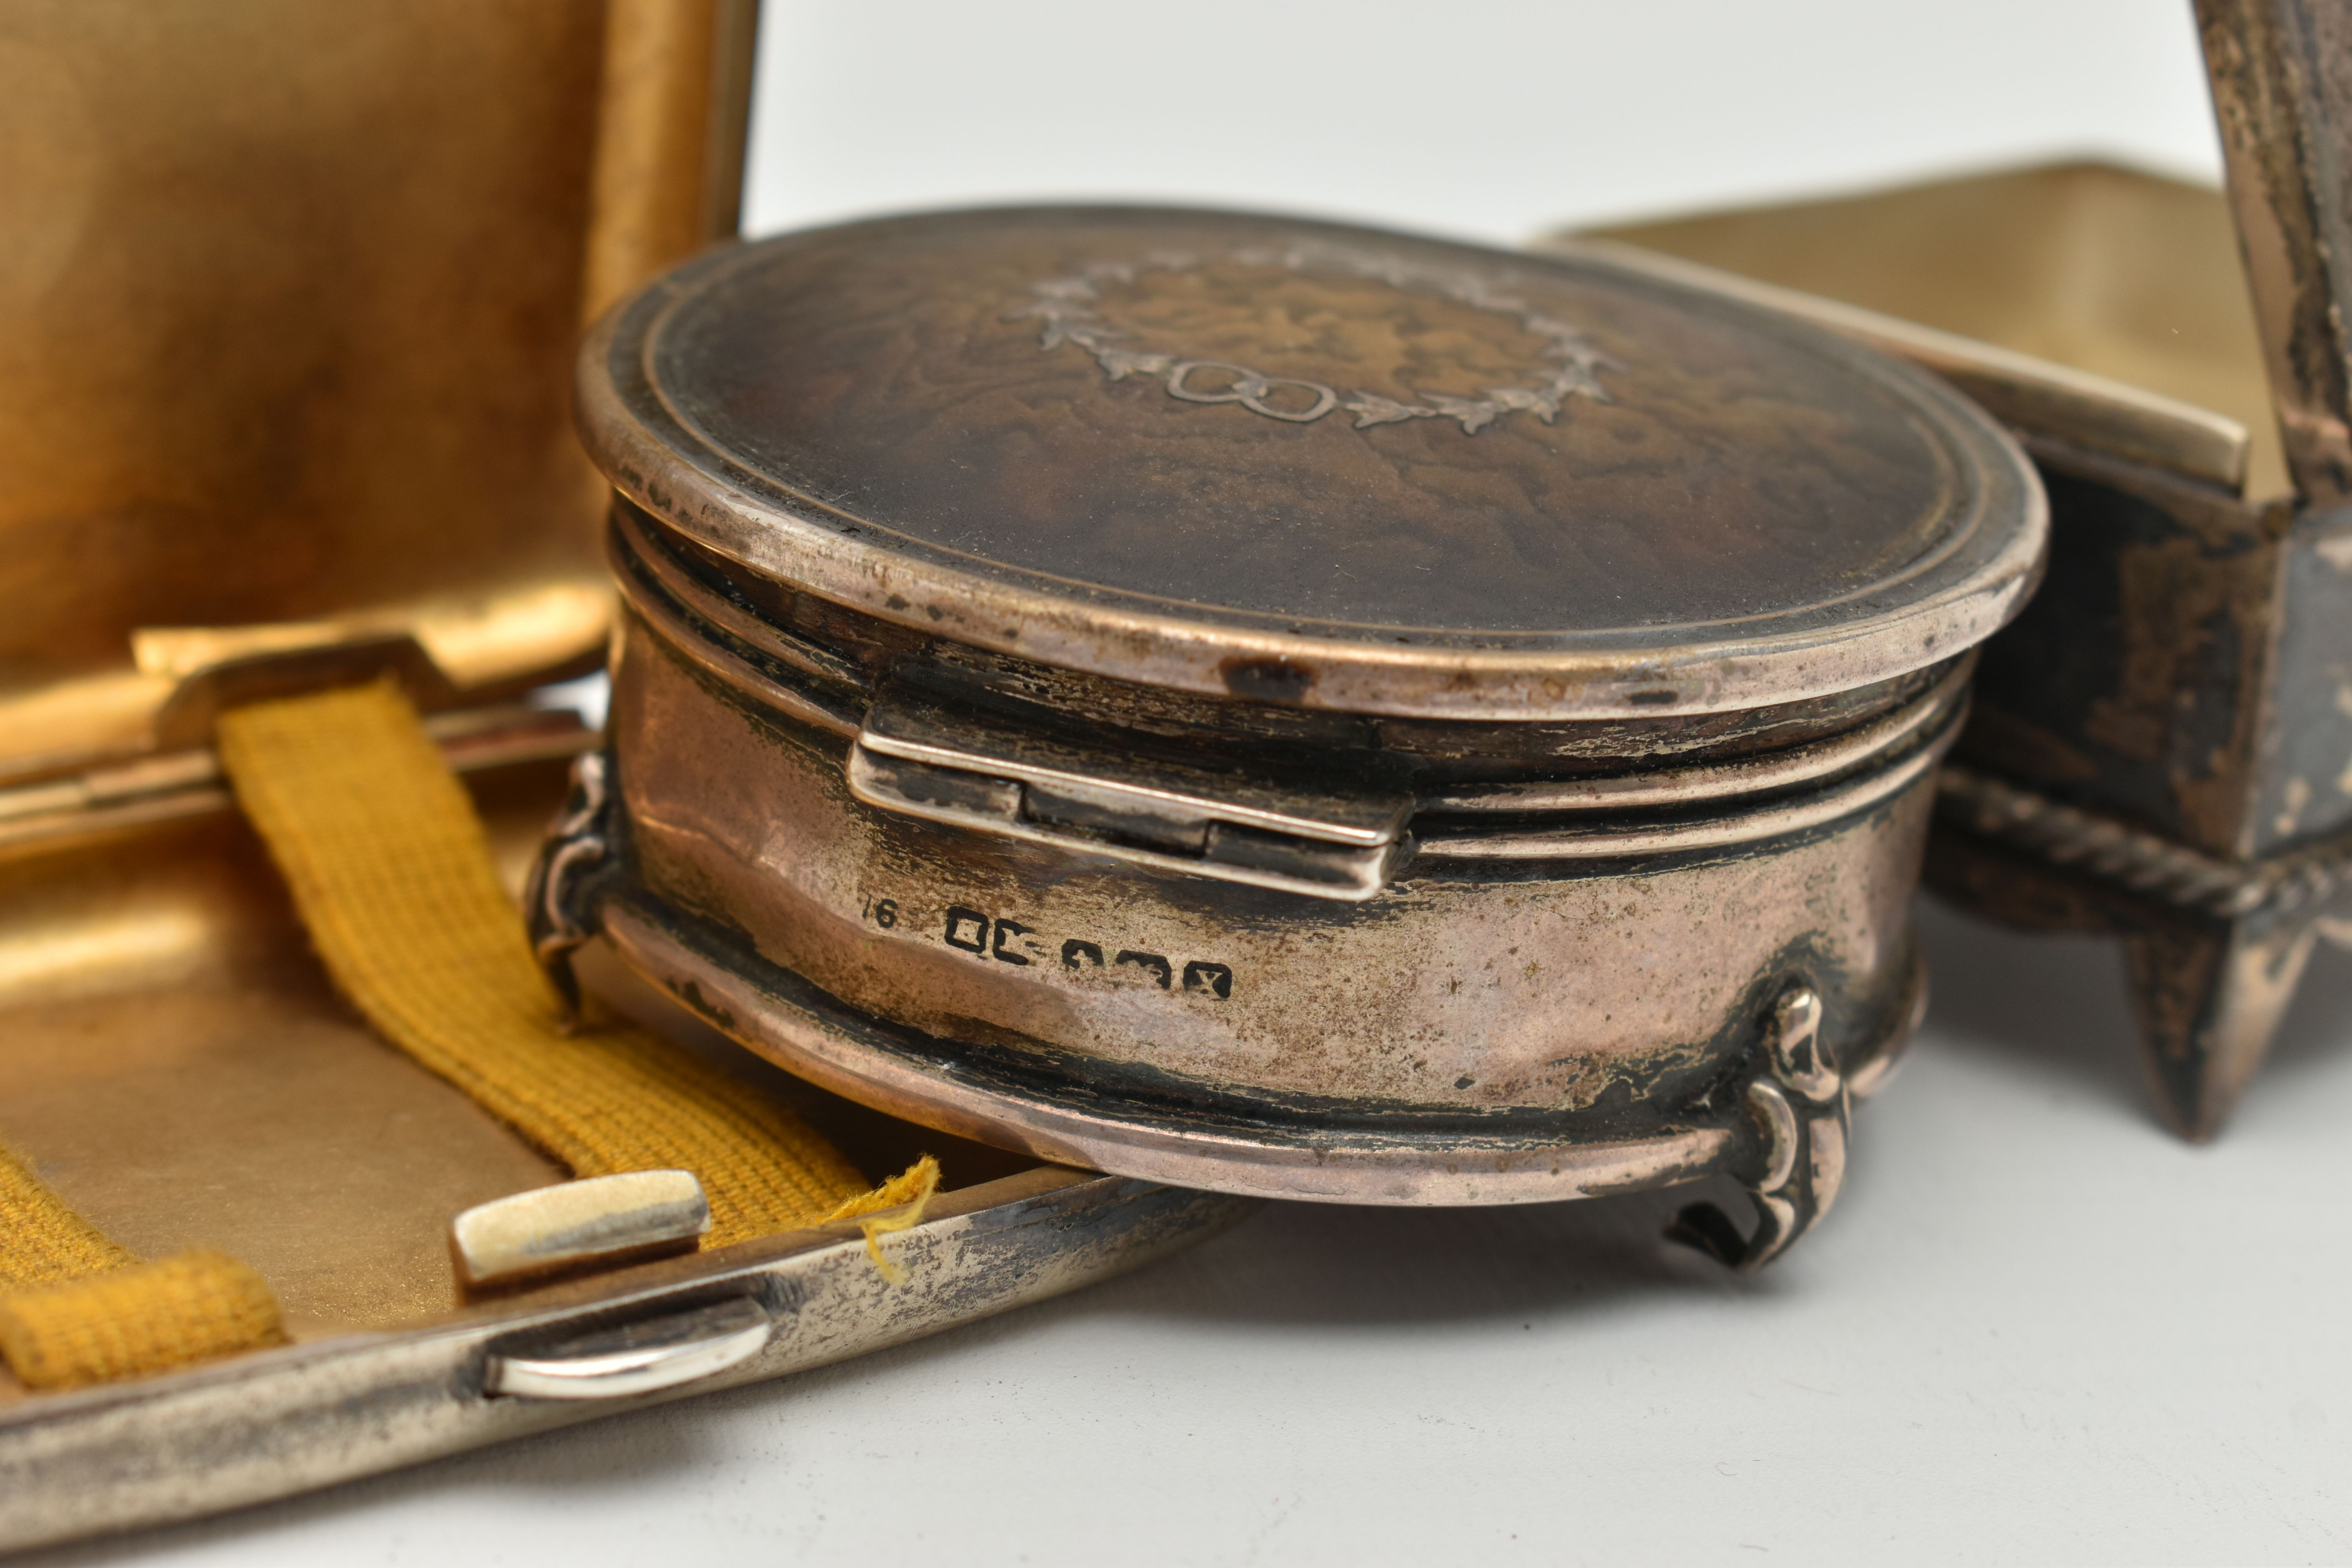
[562, 205, 2051, 1267]
[1011, 241, 1615, 434]
[849, 680, 1416, 902]
[1668, 988, 1850, 1271]
[485, 1296, 774, 1401]
[1769, 987, 1842, 1102]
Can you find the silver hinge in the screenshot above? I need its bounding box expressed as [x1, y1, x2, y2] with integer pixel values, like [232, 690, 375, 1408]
[846, 685, 1412, 901]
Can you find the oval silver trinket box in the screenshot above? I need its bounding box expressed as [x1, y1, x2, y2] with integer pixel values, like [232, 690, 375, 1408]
[539, 206, 2047, 1268]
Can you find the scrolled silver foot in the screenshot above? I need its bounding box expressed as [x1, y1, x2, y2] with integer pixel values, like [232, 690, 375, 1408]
[1667, 985, 1850, 1271]
[523, 750, 617, 1028]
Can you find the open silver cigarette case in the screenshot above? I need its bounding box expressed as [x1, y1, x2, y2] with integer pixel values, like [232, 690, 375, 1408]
[0, 7, 1246, 1552]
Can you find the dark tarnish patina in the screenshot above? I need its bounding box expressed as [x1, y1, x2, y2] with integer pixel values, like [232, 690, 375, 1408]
[651, 213, 1952, 647]
[549, 205, 2045, 1268]
[1566, 3, 2352, 1143]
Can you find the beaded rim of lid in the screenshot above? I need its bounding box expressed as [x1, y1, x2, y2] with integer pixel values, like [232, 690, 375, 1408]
[576, 206, 2046, 722]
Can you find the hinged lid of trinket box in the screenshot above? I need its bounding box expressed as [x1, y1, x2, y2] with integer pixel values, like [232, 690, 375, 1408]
[0, 5, 1247, 1555]
[552, 206, 2047, 1256]
[582, 207, 2043, 720]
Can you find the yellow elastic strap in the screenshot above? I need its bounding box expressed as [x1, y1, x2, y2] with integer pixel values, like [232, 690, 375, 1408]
[0, 1249, 284, 1392]
[0, 1140, 135, 1287]
[214, 681, 895, 1247]
[0, 1143, 285, 1390]
[0, 681, 924, 1392]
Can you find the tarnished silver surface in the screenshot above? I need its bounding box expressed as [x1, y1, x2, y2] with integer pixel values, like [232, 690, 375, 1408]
[538, 546, 1952, 1215]
[0, 1169, 1252, 1555]
[2202, 0, 2352, 505]
[1426, 661, 1970, 816]
[1012, 240, 1617, 434]
[596, 591, 1958, 1134]
[1583, 17, 2352, 1139]
[577, 207, 2044, 722]
[554, 204, 2047, 1263]
[592, 886, 1746, 1205]
[1667, 986, 1851, 1270]
[1936, 762, 2352, 921]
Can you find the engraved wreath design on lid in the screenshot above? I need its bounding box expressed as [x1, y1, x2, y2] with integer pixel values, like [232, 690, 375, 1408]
[1009, 240, 1616, 434]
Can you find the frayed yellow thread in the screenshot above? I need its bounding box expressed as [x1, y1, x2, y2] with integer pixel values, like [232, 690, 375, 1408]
[822, 1156, 941, 1285]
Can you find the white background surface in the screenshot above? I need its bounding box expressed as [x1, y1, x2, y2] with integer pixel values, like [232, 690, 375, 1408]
[72, 3, 2352, 1564]
[742, 0, 2223, 241]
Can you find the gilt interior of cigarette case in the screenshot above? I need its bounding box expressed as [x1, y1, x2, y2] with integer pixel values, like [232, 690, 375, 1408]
[5, 0, 2350, 1555]
[0, 3, 1247, 1553]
